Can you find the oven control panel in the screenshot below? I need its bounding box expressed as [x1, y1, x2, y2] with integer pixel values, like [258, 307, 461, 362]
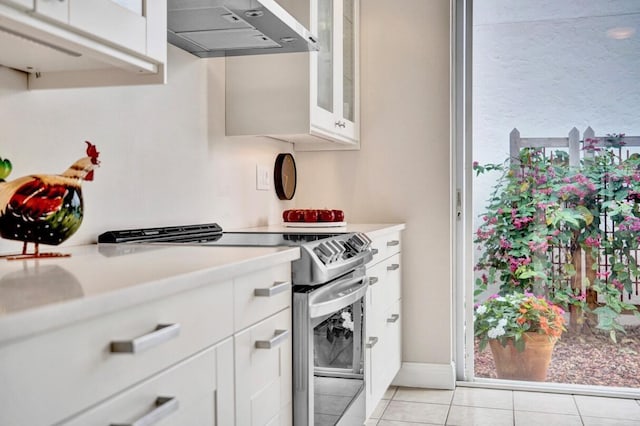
[312, 232, 372, 265]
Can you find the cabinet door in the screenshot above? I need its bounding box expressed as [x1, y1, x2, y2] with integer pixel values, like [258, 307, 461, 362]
[310, 0, 359, 144]
[338, 0, 357, 139]
[69, 0, 146, 55]
[63, 344, 219, 426]
[310, 0, 337, 133]
[235, 308, 292, 426]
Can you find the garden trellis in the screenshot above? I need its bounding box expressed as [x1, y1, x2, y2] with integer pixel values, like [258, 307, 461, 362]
[509, 127, 640, 308]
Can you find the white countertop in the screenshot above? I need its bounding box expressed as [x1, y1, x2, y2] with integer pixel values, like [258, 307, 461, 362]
[0, 244, 299, 345]
[230, 223, 405, 238]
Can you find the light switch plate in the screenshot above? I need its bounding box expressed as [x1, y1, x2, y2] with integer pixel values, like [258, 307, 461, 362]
[256, 164, 270, 190]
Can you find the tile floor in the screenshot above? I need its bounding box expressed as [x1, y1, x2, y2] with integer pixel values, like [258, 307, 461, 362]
[366, 386, 640, 425]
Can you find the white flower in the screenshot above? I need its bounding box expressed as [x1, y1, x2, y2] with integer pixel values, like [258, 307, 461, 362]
[341, 311, 352, 321]
[495, 297, 506, 302]
[476, 305, 487, 315]
[497, 318, 507, 327]
[487, 326, 505, 339]
[342, 319, 354, 331]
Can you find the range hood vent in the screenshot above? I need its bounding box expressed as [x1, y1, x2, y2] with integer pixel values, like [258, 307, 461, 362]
[167, 0, 318, 57]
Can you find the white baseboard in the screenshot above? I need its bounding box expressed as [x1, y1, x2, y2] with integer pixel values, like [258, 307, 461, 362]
[391, 361, 456, 390]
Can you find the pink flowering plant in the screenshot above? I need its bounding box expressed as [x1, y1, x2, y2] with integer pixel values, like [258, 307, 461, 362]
[474, 134, 640, 339]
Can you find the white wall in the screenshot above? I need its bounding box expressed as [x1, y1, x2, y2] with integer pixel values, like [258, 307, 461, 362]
[0, 45, 294, 254]
[296, 0, 453, 373]
[473, 1, 640, 224]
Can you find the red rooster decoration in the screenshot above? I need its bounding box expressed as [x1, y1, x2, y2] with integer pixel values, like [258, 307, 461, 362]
[0, 141, 100, 260]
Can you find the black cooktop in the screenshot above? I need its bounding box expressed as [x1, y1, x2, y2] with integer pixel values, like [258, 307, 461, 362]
[98, 223, 343, 247]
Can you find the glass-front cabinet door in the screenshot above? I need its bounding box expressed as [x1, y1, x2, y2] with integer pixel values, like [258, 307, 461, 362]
[310, 0, 359, 145]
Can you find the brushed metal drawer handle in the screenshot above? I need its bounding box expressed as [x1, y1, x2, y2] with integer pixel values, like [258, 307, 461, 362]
[369, 276, 379, 285]
[371, 248, 379, 255]
[366, 336, 379, 349]
[110, 323, 181, 354]
[111, 396, 179, 426]
[387, 263, 400, 271]
[387, 240, 400, 247]
[255, 329, 289, 349]
[254, 281, 291, 297]
[387, 314, 400, 323]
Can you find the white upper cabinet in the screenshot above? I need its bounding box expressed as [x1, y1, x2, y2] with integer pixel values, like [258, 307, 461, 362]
[0, 0, 166, 89]
[226, 0, 360, 150]
[310, 0, 358, 146]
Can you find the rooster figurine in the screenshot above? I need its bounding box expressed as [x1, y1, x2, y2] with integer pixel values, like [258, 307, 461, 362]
[0, 141, 100, 260]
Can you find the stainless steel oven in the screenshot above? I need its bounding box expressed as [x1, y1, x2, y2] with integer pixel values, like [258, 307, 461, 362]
[293, 267, 368, 426]
[98, 223, 373, 426]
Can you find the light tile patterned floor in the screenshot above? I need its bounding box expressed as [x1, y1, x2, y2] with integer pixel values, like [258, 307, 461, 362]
[365, 386, 640, 426]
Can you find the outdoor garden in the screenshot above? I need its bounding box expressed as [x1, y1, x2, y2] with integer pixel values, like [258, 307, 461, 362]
[472, 131, 640, 386]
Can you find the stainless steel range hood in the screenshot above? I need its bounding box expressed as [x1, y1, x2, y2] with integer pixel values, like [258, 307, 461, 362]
[167, 0, 318, 57]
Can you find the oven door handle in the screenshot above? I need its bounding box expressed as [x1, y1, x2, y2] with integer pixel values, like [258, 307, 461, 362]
[308, 276, 369, 319]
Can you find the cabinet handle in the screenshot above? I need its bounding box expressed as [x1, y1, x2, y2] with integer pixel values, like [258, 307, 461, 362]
[387, 314, 400, 323]
[111, 396, 179, 426]
[254, 281, 290, 297]
[111, 323, 180, 354]
[371, 248, 379, 255]
[369, 276, 379, 285]
[387, 263, 400, 271]
[255, 329, 289, 349]
[366, 336, 379, 348]
[387, 240, 400, 247]
[334, 121, 346, 128]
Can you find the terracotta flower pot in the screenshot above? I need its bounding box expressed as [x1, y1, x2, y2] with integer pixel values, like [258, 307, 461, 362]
[488, 332, 557, 381]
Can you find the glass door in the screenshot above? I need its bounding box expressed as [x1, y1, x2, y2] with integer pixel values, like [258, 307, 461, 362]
[316, 0, 334, 113]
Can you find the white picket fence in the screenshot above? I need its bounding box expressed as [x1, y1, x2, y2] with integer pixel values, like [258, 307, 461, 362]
[508, 127, 640, 305]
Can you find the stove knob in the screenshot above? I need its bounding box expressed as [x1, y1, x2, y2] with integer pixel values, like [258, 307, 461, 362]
[328, 240, 345, 260]
[358, 232, 372, 248]
[347, 233, 369, 252]
[314, 243, 333, 263]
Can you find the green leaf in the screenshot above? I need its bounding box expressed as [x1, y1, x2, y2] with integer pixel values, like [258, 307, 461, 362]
[576, 205, 594, 225]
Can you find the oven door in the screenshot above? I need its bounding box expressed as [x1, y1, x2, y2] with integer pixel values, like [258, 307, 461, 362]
[293, 268, 368, 426]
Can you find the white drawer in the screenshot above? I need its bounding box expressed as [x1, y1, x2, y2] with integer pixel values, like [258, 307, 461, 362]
[365, 299, 402, 410]
[0, 280, 233, 426]
[235, 308, 292, 426]
[367, 253, 401, 313]
[62, 343, 221, 426]
[234, 263, 291, 332]
[368, 231, 401, 266]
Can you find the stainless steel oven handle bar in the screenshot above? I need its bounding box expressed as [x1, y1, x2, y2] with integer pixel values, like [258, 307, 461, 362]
[308, 275, 369, 318]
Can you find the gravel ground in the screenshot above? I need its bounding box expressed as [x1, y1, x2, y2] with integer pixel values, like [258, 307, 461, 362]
[475, 325, 640, 388]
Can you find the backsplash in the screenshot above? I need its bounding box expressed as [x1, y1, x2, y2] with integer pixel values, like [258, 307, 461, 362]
[0, 45, 293, 254]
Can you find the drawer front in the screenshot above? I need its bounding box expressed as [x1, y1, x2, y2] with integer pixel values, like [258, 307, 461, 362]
[367, 253, 401, 314]
[368, 232, 401, 266]
[235, 308, 292, 426]
[0, 280, 233, 426]
[365, 299, 402, 411]
[63, 343, 219, 426]
[234, 263, 291, 332]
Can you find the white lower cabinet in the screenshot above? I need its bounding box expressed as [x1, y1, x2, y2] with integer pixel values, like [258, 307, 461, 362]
[0, 259, 294, 426]
[64, 339, 234, 426]
[235, 308, 293, 426]
[365, 231, 403, 419]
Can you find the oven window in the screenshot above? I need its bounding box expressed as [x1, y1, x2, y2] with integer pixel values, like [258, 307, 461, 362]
[312, 300, 364, 424]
